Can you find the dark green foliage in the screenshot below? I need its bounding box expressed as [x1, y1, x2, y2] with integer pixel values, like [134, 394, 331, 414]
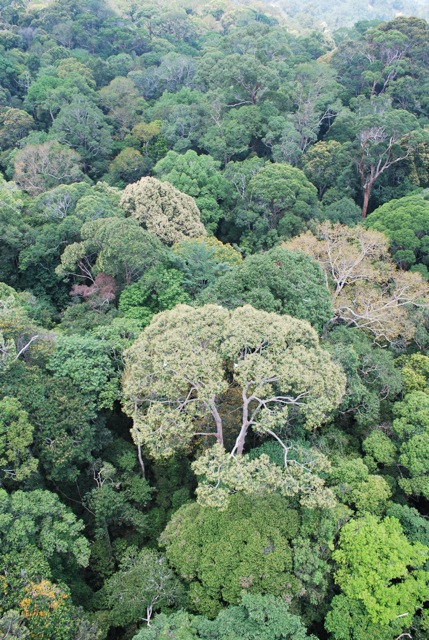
[48, 334, 120, 410]
[98, 548, 185, 627]
[133, 593, 317, 640]
[85, 441, 153, 579]
[119, 265, 190, 327]
[145, 455, 194, 543]
[224, 162, 320, 250]
[58, 302, 117, 335]
[322, 197, 361, 226]
[198, 247, 333, 333]
[391, 392, 429, 498]
[0, 362, 109, 483]
[56, 216, 167, 293]
[0, 177, 28, 286]
[366, 192, 429, 273]
[386, 503, 429, 546]
[326, 327, 403, 428]
[160, 494, 301, 617]
[171, 236, 242, 298]
[154, 150, 230, 233]
[51, 96, 113, 176]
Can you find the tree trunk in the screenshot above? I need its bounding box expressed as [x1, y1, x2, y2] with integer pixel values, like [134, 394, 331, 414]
[210, 402, 224, 447]
[361, 183, 372, 219]
[233, 393, 251, 455]
[235, 428, 247, 455]
[136, 442, 145, 478]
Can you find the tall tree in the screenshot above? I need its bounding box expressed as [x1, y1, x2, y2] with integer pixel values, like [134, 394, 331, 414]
[56, 217, 166, 288]
[120, 177, 207, 245]
[330, 97, 427, 217]
[160, 494, 301, 617]
[123, 304, 345, 507]
[50, 95, 113, 172]
[153, 150, 230, 233]
[365, 193, 429, 273]
[14, 141, 84, 196]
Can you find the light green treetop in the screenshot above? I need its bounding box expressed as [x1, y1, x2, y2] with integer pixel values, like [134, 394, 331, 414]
[160, 494, 300, 617]
[0, 396, 38, 484]
[120, 177, 207, 245]
[366, 192, 429, 272]
[332, 515, 429, 625]
[123, 304, 345, 507]
[0, 489, 90, 567]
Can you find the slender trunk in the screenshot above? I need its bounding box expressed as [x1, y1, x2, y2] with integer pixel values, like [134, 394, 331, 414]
[15, 335, 39, 360]
[210, 402, 224, 446]
[361, 183, 372, 219]
[235, 427, 248, 455]
[232, 393, 251, 455]
[146, 605, 153, 626]
[137, 442, 145, 478]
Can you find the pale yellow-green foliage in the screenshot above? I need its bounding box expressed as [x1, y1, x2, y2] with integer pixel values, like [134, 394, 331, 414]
[192, 443, 336, 510]
[120, 177, 207, 245]
[398, 353, 429, 394]
[172, 236, 242, 266]
[123, 304, 229, 457]
[123, 304, 346, 490]
[132, 121, 162, 144]
[285, 222, 429, 343]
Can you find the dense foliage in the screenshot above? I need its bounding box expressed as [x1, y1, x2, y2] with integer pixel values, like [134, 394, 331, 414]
[2, 1, 429, 639]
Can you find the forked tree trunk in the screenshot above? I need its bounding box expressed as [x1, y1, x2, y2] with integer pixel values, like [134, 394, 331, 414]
[232, 393, 252, 455]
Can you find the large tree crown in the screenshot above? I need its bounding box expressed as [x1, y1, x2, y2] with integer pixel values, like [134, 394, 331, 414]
[123, 304, 346, 465]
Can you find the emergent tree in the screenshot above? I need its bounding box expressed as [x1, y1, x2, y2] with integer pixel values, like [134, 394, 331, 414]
[123, 304, 345, 508]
